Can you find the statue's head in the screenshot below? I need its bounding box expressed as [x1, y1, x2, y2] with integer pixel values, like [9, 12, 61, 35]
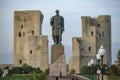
[55, 10, 59, 15]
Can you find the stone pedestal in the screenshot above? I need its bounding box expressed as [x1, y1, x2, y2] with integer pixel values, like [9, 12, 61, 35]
[49, 44, 67, 76]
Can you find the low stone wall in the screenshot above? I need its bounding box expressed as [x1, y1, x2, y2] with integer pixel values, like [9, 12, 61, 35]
[0, 64, 13, 70]
[47, 75, 73, 80]
[13, 74, 30, 76]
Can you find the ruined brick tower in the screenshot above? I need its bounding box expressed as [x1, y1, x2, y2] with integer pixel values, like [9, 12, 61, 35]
[69, 15, 111, 73]
[14, 10, 48, 71]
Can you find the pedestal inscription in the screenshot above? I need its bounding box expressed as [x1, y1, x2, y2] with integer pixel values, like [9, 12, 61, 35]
[50, 44, 66, 76]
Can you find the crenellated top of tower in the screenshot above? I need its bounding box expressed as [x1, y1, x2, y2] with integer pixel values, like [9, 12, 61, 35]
[14, 10, 43, 22]
[97, 15, 111, 24]
[14, 10, 43, 14]
[14, 10, 44, 36]
[81, 15, 111, 38]
[81, 15, 111, 27]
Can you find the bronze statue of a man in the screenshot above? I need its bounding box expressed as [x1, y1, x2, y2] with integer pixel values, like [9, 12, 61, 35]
[50, 10, 64, 44]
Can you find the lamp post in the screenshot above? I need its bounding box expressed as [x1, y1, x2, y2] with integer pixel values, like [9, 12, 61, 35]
[98, 45, 106, 80]
[96, 53, 101, 80]
[90, 58, 94, 80]
[88, 62, 91, 79]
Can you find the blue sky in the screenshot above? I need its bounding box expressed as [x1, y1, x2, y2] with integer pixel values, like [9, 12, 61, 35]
[0, 0, 120, 64]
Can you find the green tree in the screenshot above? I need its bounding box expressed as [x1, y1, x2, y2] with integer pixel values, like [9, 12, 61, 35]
[29, 72, 46, 80]
[92, 65, 98, 74]
[69, 68, 75, 74]
[80, 65, 89, 75]
[45, 68, 49, 75]
[113, 49, 120, 76]
[22, 64, 42, 74]
[39, 72, 46, 80]
[9, 67, 22, 75]
[0, 68, 3, 76]
[29, 72, 39, 80]
[116, 49, 120, 76]
[22, 64, 33, 73]
[102, 64, 109, 75]
[116, 49, 120, 68]
[80, 65, 99, 75]
[4, 66, 9, 70]
[8, 64, 42, 75]
[109, 65, 118, 76]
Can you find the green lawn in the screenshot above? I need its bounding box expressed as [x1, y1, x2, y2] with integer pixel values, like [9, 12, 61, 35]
[108, 75, 120, 80]
[0, 76, 46, 80]
[0, 76, 29, 80]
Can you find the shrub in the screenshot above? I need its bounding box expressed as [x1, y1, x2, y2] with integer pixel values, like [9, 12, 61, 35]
[45, 68, 49, 75]
[109, 65, 118, 76]
[80, 65, 89, 75]
[69, 68, 75, 74]
[0, 68, 3, 76]
[29, 72, 46, 80]
[9, 67, 23, 75]
[80, 65, 98, 75]
[8, 64, 42, 75]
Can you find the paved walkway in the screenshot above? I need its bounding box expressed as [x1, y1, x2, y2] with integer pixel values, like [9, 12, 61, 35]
[47, 74, 89, 80]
